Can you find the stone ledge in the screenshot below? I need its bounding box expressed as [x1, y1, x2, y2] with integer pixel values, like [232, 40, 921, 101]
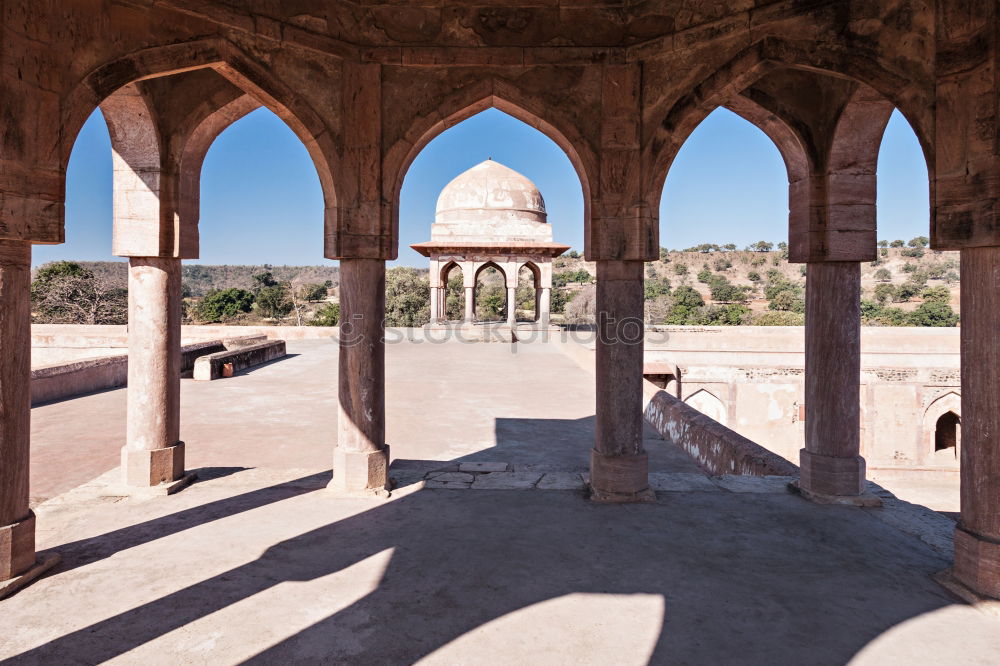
[933, 569, 1000, 617]
[0, 553, 61, 601]
[114, 471, 198, 498]
[787, 480, 883, 507]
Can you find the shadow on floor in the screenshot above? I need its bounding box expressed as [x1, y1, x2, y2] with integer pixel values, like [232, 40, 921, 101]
[9, 446, 959, 664]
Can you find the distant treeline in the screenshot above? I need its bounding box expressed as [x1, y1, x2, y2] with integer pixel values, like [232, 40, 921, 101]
[42, 262, 353, 298]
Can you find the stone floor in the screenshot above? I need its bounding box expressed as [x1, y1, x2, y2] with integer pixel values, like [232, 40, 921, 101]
[6, 338, 1000, 664]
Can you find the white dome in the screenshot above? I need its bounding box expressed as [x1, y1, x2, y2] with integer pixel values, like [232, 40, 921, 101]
[431, 160, 552, 243]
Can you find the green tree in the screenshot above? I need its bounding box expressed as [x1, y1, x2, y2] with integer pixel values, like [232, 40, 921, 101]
[696, 268, 713, 283]
[297, 282, 328, 302]
[673, 263, 689, 276]
[908, 236, 929, 248]
[255, 283, 293, 319]
[873, 283, 896, 305]
[920, 286, 951, 304]
[908, 301, 958, 327]
[890, 239, 905, 248]
[750, 240, 774, 252]
[309, 302, 340, 326]
[877, 240, 889, 248]
[665, 286, 704, 324]
[710, 283, 750, 304]
[195, 288, 255, 323]
[385, 267, 431, 326]
[874, 268, 892, 282]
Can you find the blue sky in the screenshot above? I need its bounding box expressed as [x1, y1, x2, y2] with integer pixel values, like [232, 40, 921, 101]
[36, 105, 930, 267]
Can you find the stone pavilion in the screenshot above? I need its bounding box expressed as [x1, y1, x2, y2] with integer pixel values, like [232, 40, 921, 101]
[411, 159, 569, 326]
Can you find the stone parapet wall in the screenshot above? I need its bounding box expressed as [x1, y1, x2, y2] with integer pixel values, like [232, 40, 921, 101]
[642, 381, 798, 477]
[192, 341, 287, 381]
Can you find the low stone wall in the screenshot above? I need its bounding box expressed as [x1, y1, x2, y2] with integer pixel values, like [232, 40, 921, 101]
[30, 356, 130, 406]
[642, 381, 798, 477]
[31, 336, 271, 405]
[193, 340, 287, 381]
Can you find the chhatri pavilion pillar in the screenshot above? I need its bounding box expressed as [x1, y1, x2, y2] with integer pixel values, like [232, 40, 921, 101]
[0, 241, 40, 588]
[798, 261, 868, 500]
[591, 260, 653, 502]
[539, 287, 551, 327]
[506, 287, 517, 326]
[953, 247, 1000, 598]
[122, 256, 189, 490]
[331, 258, 389, 495]
[429, 286, 441, 324]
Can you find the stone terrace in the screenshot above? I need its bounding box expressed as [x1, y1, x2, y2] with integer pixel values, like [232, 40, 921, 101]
[3, 339, 999, 663]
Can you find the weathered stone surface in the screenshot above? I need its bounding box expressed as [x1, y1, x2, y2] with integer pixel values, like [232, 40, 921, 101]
[470, 472, 543, 490]
[648, 473, 720, 493]
[712, 475, 797, 494]
[536, 473, 587, 490]
[458, 462, 509, 473]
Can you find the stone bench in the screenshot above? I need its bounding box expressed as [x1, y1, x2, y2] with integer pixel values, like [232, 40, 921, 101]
[192, 340, 287, 381]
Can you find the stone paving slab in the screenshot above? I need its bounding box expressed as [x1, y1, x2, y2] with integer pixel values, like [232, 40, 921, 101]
[536, 472, 587, 490]
[712, 475, 797, 493]
[470, 472, 544, 490]
[459, 462, 509, 473]
[649, 472, 720, 492]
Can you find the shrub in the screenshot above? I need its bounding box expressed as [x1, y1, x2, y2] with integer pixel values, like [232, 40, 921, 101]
[752, 311, 805, 326]
[908, 301, 958, 327]
[673, 263, 689, 276]
[713, 257, 732, 271]
[747, 271, 761, 282]
[385, 267, 430, 326]
[697, 268, 713, 283]
[874, 268, 892, 282]
[890, 240, 905, 248]
[901, 247, 925, 258]
[196, 288, 255, 323]
[309, 302, 340, 326]
[908, 236, 929, 248]
[920, 286, 951, 304]
[873, 283, 896, 305]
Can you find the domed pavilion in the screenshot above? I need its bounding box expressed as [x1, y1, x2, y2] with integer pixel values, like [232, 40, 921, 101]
[411, 159, 569, 325]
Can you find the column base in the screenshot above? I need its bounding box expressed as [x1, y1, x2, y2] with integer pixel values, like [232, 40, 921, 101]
[951, 526, 1000, 601]
[588, 449, 654, 503]
[121, 442, 192, 492]
[934, 569, 1000, 615]
[787, 480, 882, 507]
[329, 447, 390, 498]
[798, 449, 866, 497]
[0, 552, 61, 601]
[1, 511, 37, 582]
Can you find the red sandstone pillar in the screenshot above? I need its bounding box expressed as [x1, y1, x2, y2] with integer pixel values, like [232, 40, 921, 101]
[0, 241, 35, 583]
[331, 259, 389, 495]
[954, 247, 1000, 598]
[122, 257, 187, 488]
[799, 261, 866, 499]
[591, 260, 652, 502]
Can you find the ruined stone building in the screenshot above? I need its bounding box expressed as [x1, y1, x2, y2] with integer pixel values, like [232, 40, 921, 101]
[2, 0, 1000, 607]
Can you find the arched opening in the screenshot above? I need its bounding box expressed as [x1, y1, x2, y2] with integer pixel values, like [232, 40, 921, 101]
[865, 110, 952, 326]
[934, 411, 960, 460]
[656, 107, 793, 327]
[440, 261, 465, 322]
[686, 389, 727, 426]
[474, 262, 507, 323]
[517, 262, 542, 323]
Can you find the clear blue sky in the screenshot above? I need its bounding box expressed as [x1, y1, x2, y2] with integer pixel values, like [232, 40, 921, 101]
[37, 105, 929, 267]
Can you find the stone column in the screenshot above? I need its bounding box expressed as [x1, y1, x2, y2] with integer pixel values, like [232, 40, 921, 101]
[539, 287, 551, 327]
[506, 287, 516, 326]
[464, 286, 474, 323]
[122, 257, 187, 489]
[429, 287, 440, 324]
[799, 261, 867, 500]
[0, 241, 35, 583]
[331, 259, 388, 496]
[591, 260, 652, 502]
[954, 247, 1000, 598]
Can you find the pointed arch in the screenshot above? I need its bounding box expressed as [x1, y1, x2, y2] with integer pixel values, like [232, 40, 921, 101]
[685, 389, 727, 426]
[922, 391, 961, 466]
[385, 79, 595, 257]
[519, 261, 542, 289]
[61, 38, 340, 252]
